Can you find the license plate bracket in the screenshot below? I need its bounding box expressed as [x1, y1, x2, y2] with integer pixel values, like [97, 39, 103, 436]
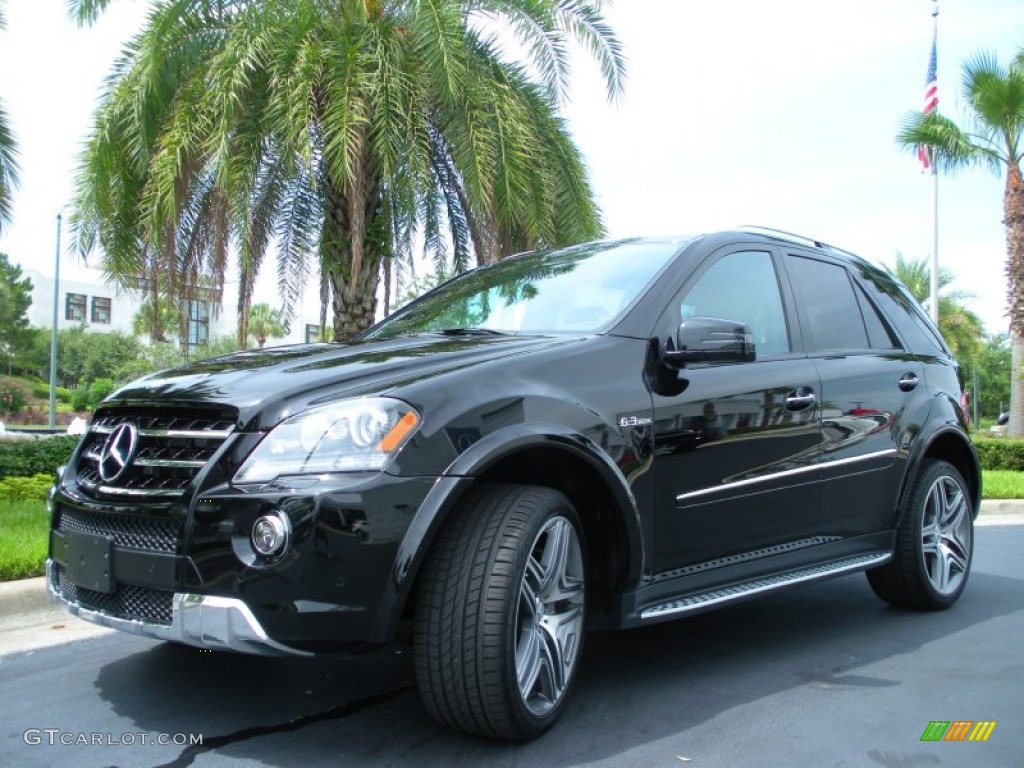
[64, 530, 115, 594]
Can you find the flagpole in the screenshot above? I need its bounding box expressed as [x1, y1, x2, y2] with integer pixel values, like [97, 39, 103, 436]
[929, 0, 939, 325]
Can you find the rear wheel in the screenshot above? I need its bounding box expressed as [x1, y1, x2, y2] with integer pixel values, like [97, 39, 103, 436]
[867, 459, 973, 609]
[414, 484, 586, 740]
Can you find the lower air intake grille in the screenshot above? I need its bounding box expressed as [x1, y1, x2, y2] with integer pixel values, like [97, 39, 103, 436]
[57, 565, 173, 626]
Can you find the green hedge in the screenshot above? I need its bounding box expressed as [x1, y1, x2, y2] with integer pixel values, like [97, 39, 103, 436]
[0, 436, 80, 478]
[29, 380, 73, 403]
[972, 437, 1024, 471]
[0, 473, 53, 501]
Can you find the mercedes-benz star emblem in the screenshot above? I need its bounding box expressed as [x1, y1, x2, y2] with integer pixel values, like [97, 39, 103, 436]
[98, 423, 139, 482]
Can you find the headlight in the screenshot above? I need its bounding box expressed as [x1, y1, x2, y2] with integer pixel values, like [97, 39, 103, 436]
[233, 398, 420, 483]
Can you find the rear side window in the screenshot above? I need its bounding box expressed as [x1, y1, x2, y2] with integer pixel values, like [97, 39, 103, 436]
[786, 255, 871, 352]
[854, 266, 948, 356]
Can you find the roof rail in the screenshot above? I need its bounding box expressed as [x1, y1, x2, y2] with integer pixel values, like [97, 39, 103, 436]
[734, 225, 828, 248]
[735, 225, 862, 261]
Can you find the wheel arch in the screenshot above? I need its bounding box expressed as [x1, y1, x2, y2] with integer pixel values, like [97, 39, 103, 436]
[369, 424, 645, 642]
[898, 426, 981, 524]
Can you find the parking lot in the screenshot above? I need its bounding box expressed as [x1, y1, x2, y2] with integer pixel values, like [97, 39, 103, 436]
[2, 521, 1021, 767]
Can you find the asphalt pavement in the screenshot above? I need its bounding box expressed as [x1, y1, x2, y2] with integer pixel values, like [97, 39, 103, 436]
[0, 502, 1020, 767]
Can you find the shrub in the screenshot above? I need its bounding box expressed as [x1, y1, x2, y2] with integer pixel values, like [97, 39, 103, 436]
[70, 384, 91, 413]
[0, 376, 30, 416]
[88, 378, 117, 407]
[30, 380, 72, 403]
[0, 473, 53, 501]
[0, 436, 80, 478]
[972, 437, 1024, 471]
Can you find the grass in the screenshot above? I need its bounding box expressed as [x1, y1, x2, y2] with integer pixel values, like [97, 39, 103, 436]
[982, 470, 1024, 500]
[0, 499, 49, 581]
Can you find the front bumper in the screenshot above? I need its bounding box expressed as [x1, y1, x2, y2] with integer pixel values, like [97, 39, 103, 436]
[47, 559, 312, 656]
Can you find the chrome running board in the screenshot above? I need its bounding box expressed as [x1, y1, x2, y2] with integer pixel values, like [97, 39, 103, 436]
[639, 552, 891, 621]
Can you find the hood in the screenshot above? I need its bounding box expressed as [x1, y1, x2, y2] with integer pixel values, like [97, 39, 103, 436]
[103, 334, 577, 430]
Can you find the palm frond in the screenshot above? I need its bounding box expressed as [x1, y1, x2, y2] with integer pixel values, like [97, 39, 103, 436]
[0, 97, 19, 232]
[896, 110, 986, 174]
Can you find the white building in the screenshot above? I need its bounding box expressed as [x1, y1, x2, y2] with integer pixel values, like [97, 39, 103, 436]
[24, 267, 326, 348]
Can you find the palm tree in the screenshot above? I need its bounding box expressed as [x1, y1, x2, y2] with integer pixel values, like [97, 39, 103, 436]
[0, 2, 20, 234]
[132, 294, 181, 343]
[247, 302, 286, 348]
[885, 253, 983, 366]
[69, 0, 624, 344]
[897, 49, 1024, 436]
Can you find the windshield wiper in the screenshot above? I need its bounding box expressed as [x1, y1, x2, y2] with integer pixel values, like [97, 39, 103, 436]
[436, 327, 507, 336]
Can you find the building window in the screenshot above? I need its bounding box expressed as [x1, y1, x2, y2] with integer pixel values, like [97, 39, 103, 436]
[65, 293, 87, 322]
[305, 324, 321, 343]
[187, 300, 210, 347]
[91, 296, 112, 324]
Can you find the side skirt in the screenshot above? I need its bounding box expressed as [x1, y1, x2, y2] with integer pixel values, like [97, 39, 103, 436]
[637, 552, 890, 623]
[611, 532, 896, 628]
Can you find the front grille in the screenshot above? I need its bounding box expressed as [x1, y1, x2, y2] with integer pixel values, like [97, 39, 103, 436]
[57, 507, 180, 554]
[56, 565, 173, 625]
[76, 406, 237, 499]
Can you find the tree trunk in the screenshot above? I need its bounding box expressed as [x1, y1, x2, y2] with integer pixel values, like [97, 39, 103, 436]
[147, 272, 166, 343]
[319, 260, 328, 342]
[1005, 161, 1024, 437]
[321, 177, 384, 341]
[236, 260, 253, 349]
[330, 257, 379, 339]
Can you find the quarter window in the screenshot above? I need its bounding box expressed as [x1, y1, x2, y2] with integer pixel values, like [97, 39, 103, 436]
[856, 267, 948, 356]
[854, 284, 899, 350]
[678, 250, 790, 356]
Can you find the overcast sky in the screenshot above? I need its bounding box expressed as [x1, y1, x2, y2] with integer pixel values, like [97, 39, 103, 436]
[1, 0, 1023, 334]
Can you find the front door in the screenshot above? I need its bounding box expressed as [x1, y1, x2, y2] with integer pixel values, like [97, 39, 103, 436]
[650, 247, 823, 573]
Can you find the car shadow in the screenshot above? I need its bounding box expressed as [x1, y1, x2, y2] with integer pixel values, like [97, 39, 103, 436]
[92, 568, 1023, 767]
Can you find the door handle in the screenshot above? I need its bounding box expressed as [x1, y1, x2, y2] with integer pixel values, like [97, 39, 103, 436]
[785, 387, 816, 411]
[898, 372, 920, 392]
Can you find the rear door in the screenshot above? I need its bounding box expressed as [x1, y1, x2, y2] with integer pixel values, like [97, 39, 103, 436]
[783, 251, 923, 537]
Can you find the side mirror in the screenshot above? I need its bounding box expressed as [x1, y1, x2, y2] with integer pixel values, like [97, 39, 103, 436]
[663, 316, 756, 368]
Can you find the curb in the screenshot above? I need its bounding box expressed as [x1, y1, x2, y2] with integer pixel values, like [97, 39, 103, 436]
[0, 575, 51, 632]
[0, 577, 50, 630]
[2, 500, 1022, 642]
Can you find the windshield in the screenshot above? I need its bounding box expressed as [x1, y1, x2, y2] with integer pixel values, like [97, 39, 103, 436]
[362, 239, 683, 339]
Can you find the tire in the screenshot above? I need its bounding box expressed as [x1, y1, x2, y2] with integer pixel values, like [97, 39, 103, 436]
[867, 459, 974, 610]
[414, 484, 587, 740]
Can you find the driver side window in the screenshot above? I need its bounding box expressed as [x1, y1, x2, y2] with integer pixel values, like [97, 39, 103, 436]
[679, 250, 790, 356]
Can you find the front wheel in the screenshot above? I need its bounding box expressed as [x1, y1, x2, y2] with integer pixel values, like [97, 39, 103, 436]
[414, 485, 586, 740]
[867, 459, 974, 609]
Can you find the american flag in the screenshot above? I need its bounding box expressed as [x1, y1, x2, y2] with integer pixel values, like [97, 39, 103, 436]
[918, 32, 938, 170]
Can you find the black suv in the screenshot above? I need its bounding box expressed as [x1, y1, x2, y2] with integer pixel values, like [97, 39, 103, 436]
[48, 228, 980, 740]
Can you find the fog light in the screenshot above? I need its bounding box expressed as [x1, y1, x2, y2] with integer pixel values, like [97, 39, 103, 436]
[251, 513, 290, 557]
